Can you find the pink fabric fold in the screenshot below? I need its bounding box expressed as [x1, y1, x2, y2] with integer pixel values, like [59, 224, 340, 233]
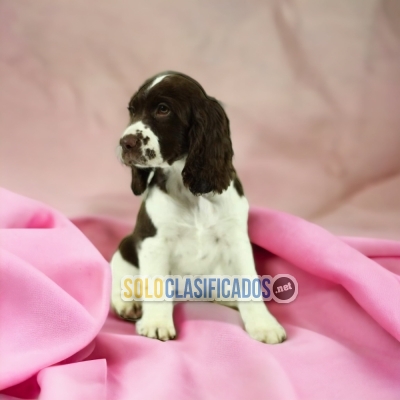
[37, 360, 107, 400]
[0, 189, 110, 393]
[1, 189, 400, 399]
[248, 207, 400, 342]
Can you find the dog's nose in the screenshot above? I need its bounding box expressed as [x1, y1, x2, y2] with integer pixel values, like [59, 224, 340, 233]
[120, 135, 138, 151]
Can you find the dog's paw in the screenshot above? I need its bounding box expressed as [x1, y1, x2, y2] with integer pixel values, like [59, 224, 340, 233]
[245, 320, 286, 344]
[136, 316, 176, 341]
[112, 296, 143, 321]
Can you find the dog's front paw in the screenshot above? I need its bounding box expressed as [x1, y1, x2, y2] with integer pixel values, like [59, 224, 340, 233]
[136, 316, 176, 341]
[245, 320, 286, 344]
[112, 295, 143, 321]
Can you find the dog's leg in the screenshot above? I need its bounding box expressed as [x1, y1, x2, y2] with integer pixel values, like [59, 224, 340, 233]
[238, 300, 286, 344]
[111, 250, 143, 320]
[231, 237, 287, 344]
[136, 301, 175, 341]
[135, 236, 176, 341]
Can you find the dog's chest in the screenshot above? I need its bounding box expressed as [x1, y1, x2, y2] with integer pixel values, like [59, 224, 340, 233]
[170, 199, 233, 275]
[146, 183, 247, 275]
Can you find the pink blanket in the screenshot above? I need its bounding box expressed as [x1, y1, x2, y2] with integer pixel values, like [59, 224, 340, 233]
[1, 188, 400, 400]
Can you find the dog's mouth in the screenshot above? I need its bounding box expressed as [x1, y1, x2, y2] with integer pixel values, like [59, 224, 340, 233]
[118, 133, 148, 167]
[122, 153, 147, 167]
[117, 145, 147, 167]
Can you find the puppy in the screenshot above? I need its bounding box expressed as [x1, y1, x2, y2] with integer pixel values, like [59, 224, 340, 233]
[111, 71, 286, 344]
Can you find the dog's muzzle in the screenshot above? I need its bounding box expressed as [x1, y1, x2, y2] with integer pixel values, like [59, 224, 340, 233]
[120, 134, 145, 166]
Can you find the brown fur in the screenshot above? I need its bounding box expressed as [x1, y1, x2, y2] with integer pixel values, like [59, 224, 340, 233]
[119, 202, 157, 267]
[233, 175, 244, 197]
[125, 71, 235, 196]
[130, 167, 152, 196]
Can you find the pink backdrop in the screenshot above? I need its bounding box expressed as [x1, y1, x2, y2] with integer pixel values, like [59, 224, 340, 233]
[1, 0, 399, 240]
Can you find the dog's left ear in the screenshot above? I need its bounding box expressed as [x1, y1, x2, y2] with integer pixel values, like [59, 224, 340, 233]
[130, 167, 152, 195]
[182, 97, 234, 195]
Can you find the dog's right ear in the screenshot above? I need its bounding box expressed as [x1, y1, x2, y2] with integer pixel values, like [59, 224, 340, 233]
[130, 167, 152, 196]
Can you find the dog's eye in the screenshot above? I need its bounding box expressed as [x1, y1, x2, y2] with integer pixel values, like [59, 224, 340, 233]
[127, 105, 135, 114]
[156, 103, 170, 116]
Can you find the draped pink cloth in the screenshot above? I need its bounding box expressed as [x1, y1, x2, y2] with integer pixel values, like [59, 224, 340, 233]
[0, 189, 110, 399]
[1, 188, 400, 400]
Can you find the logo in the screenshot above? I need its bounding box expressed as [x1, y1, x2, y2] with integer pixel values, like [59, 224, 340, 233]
[273, 276, 296, 302]
[121, 274, 298, 303]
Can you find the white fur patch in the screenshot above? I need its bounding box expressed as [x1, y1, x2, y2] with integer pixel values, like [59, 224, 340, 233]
[147, 74, 169, 91]
[136, 302, 176, 341]
[110, 251, 142, 320]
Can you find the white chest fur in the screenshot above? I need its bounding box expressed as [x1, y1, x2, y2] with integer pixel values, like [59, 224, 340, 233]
[143, 161, 249, 276]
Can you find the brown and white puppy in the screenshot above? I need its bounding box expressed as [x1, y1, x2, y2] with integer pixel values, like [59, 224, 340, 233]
[111, 71, 286, 343]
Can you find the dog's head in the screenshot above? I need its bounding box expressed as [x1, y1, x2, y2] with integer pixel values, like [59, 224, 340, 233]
[118, 72, 234, 196]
